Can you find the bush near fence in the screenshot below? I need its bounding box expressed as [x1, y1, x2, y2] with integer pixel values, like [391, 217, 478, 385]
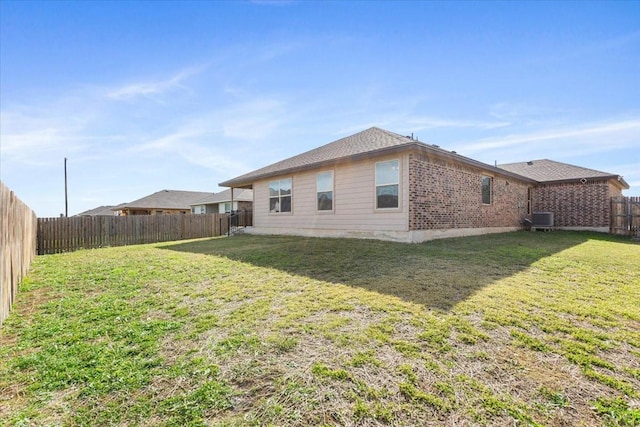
[1, 181, 37, 325]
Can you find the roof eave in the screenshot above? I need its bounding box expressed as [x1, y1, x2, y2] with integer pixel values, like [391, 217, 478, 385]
[537, 175, 629, 189]
[190, 198, 252, 206]
[219, 141, 541, 187]
[115, 205, 191, 210]
[219, 143, 414, 188]
[413, 145, 539, 184]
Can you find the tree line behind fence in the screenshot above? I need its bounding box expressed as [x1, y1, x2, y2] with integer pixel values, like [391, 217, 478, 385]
[1, 181, 37, 325]
[36, 213, 251, 255]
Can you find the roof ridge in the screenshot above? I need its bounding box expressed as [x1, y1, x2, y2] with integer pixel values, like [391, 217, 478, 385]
[498, 158, 548, 166]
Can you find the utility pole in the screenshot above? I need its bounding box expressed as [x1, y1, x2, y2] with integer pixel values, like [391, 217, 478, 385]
[64, 157, 68, 217]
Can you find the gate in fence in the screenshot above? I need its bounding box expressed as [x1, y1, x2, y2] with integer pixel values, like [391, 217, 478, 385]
[610, 196, 640, 237]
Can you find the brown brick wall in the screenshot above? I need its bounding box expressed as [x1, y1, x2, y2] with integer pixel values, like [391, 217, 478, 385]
[532, 180, 617, 227]
[409, 154, 530, 230]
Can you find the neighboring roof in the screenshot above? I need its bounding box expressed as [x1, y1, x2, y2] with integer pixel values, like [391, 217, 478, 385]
[498, 159, 629, 188]
[75, 205, 117, 216]
[115, 190, 214, 210]
[220, 127, 532, 187]
[191, 188, 253, 205]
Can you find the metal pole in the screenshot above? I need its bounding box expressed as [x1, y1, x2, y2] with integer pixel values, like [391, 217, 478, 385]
[64, 157, 68, 217]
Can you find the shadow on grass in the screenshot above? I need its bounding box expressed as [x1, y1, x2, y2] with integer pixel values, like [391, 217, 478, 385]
[160, 231, 628, 311]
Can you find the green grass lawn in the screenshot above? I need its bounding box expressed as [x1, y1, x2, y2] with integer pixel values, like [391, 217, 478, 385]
[1, 231, 639, 426]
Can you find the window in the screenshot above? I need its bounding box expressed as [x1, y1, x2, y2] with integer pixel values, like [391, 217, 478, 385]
[376, 160, 399, 209]
[317, 171, 333, 211]
[269, 178, 292, 213]
[527, 188, 532, 215]
[481, 176, 492, 204]
[224, 202, 231, 213]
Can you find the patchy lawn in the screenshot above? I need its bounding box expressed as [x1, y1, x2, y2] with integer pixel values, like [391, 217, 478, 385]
[1, 231, 639, 426]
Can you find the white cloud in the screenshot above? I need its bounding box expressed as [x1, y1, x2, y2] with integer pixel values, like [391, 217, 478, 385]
[488, 102, 568, 123]
[221, 98, 287, 139]
[130, 128, 249, 178]
[0, 110, 91, 165]
[120, 93, 298, 183]
[406, 115, 511, 131]
[255, 40, 306, 63]
[611, 162, 640, 194]
[106, 66, 204, 102]
[332, 111, 510, 138]
[570, 30, 640, 60]
[524, 30, 640, 67]
[455, 119, 640, 156]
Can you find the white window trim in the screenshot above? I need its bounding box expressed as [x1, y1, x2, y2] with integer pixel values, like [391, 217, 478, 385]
[268, 177, 293, 215]
[375, 159, 401, 211]
[481, 175, 493, 205]
[316, 170, 334, 213]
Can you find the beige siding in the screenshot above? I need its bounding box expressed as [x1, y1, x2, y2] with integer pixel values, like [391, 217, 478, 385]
[253, 154, 409, 232]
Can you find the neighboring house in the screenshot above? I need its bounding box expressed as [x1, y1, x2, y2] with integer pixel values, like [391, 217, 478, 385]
[498, 159, 628, 232]
[190, 189, 253, 214]
[75, 205, 118, 217]
[219, 127, 629, 243]
[113, 190, 214, 216]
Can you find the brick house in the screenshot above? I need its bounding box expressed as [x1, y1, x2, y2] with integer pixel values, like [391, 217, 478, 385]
[219, 127, 629, 243]
[499, 160, 627, 232]
[113, 189, 213, 216]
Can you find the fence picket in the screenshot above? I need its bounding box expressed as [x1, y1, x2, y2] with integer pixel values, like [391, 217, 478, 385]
[34, 213, 249, 255]
[611, 196, 640, 237]
[1, 182, 37, 325]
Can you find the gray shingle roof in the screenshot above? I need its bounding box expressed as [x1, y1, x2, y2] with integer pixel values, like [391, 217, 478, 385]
[117, 190, 214, 210]
[220, 127, 415, 187]
[220, 127, 536, 188]
[498, 159, 627, 187]
[220, 127, 630, 189]
[75, 205, 117, 216]
[191, 188, 253, 205]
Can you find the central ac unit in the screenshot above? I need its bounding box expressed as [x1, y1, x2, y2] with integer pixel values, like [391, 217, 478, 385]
[532, 212, 554, 227]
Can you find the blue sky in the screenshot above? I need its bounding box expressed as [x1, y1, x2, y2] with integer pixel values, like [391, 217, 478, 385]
[1, 1, 638, 217]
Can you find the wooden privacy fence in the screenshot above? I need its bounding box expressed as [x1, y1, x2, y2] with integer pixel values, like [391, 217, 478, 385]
[38, 213, 230, 255]
[1, 181, 38, 325]
[611, 196, 640, 237]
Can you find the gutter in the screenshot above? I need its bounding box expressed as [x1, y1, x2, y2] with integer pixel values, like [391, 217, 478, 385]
[535, 175, 629, 189]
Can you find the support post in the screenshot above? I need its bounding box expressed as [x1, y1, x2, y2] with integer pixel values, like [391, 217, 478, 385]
[64, 157, 68, 217]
